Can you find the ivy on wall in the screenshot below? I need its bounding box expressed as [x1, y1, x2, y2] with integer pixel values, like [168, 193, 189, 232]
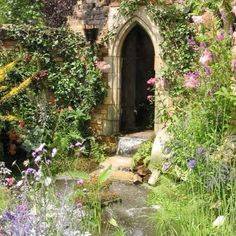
[0, 26, 107, 152]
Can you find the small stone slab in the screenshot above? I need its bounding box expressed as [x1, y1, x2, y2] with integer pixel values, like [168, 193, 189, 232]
[90, 169, 134, 183]
[100, 156, 132, 171]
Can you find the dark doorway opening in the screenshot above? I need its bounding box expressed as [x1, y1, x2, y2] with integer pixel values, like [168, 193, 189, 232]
[120, 24, 155, 132]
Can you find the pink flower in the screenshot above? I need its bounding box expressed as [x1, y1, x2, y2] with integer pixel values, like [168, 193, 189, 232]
[217, 32, 225, 41]
[77, 179, 84, 186]
[184, 72, 200, 89]
[5, 177, 15, 187]
[34, 75, 40, 81]
[192, 16, 204, 24]
[40, 70, 47, 78]
[199, 50, 213, 66]
[96, 61, 111, 72]
[147, 77, 156, 86]
[147, 95, 154, 101]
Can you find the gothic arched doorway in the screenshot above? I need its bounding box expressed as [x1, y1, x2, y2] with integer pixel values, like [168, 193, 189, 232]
[120, 24, 155, 132]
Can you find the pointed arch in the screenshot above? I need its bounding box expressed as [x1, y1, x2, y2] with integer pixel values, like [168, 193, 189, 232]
[102, 7, 165, 134]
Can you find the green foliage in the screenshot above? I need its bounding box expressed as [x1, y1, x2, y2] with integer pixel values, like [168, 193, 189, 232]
[0, 0, 44, 25]
[0, 26, 106, 153]
[0, 186, 9, 213]
[148, 176, 236, 235]
[132, 140, 153, 167]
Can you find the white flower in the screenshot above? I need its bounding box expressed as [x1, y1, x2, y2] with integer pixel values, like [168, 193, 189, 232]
[213, 215, 225, 227]
[44, 177, 52, 187]
[192, 15, 204, 24]
[51, 148, 57, 157]
[34, 155, 42, 163]
[232, 6, 236, 15]
[16, 180, 24, 188]
[35, 143, 46, 153]
[23, 159, 30, 167]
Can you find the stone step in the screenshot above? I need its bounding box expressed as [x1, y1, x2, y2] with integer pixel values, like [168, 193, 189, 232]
[90, 169, 134, 183]
[116, 130, 155, 157]
[99, 155, 132, 171]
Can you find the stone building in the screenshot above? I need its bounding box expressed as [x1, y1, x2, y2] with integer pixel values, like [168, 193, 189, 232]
[68, 0, 166, 136]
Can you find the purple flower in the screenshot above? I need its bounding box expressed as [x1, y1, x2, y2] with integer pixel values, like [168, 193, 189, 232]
[187, 36, 198, 50]
[35, 143, 46, 153]
[34, 155, 42, 163]
[76, 179, 84, 186]
[204, 66, 212, 76]
[199, 49, 213, 66]
[217, 31, 225, 41]
[24, 168, 37, 176]
[46, 160, 51, 165]
[2, 211, 15, 223]
[184, 72, 200, 88]
[162, 162, 171, 172]
[200, 42, 207, 48]
[188, 159, 196, 170]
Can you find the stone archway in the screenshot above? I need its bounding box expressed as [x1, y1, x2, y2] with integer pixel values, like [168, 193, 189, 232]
[120, 24, 155, 132]
[103, 6, 165, 134]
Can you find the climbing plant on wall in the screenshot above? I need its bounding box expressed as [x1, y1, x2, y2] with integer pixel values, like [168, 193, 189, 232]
[0, 26, 106, 155]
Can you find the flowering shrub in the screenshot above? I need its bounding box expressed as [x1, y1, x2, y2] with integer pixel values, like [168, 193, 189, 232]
[0, 26, 106, 170]
[0, 144, 94, 235]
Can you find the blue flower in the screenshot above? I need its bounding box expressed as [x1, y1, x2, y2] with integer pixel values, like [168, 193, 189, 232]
[188, 159, 196, 169]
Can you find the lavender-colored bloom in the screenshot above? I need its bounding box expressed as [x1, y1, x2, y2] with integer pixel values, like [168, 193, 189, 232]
[187, 36, 198, 50]
[200, 42, 207, 48]
[34, 155, 42, 163]
[2, 211, 15, 223]
[217, 31, 224, 41]
[188, 159, 197, 169]
[204, 66, 212, 76]
[162, 162, 171, 172]
[46, 160, 51, 165]
[32, 151, 37, 158]
[35, 143, 46, 153]
[184, 72, 200, 88]
[199, 49, 213, 66]
[69, 144, 75, 149]
[24, 168, 37, 176]
[77, 179, 84, 186]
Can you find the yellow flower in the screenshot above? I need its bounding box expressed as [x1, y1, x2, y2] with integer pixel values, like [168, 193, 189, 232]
[0, 115, 19, 121]
[0, 60, 17, 82]
[0, 77, 32, 104]
[0, 86, 7, 92]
